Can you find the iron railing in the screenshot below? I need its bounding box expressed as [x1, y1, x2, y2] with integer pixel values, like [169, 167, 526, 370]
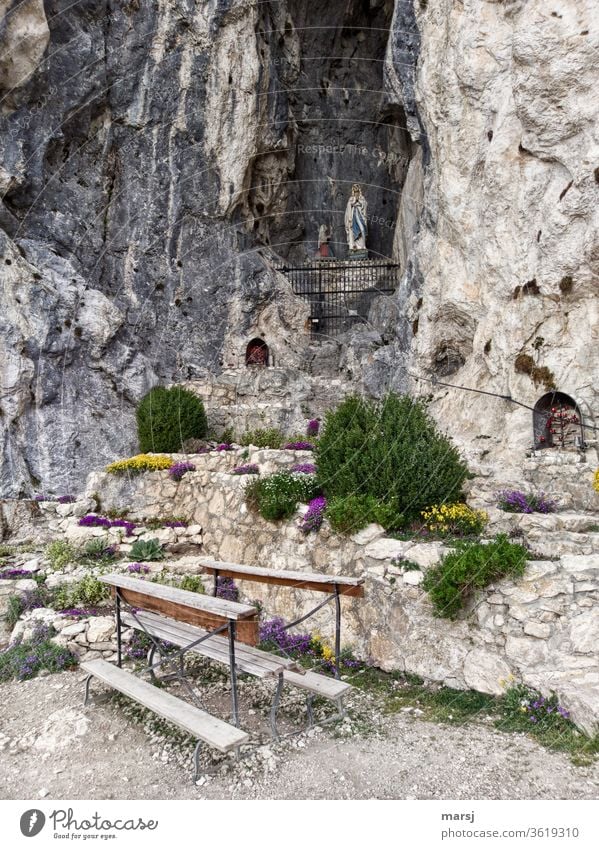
[275, 259, 400, 338]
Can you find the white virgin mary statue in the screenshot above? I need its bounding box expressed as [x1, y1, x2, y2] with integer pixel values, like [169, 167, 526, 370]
[344, 184, 368, 254]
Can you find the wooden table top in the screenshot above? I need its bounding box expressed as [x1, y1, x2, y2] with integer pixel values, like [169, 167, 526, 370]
[99, 573, 258, 621]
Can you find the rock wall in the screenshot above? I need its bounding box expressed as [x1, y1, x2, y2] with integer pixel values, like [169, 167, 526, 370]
[362, 0, 599, 471]
[3, 448, 581, 734]
[0, 0, 597, 505]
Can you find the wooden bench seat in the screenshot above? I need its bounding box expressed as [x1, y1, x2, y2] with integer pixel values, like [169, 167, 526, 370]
[123, 609, 352, 734]
[121, 609, 305, 679]
[81, 658, 248, 780]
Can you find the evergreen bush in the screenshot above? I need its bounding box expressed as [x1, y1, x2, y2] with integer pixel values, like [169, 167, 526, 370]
[136, 386, 207, 453]
[315, 393, 469, 522]
[422, 534, 528, 619]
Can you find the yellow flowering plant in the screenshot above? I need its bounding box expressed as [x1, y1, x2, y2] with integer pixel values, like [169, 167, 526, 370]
[105, 454, 174, 475]
[593, 468, 599, 493]
[421, 502, 488, 537]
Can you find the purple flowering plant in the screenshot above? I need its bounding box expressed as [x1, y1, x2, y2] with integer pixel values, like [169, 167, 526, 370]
[291, 463, 316, 475]
[127, 562, 151, 575]
[299, 496, 327, 533]
[258, 617, 363, 676]
[283, 441, 314, 451]
[78, 514, 136, 535]
[57, 495, 76, 504]
[232, 464, 260, 475]
[0, 569, 33, 579]
[497, 490, 558, 514]
[0, 625, 77, 682]
[78, 514, 111, 529]
[215, 577, 239, 602]
[306, 419, 320, 437]
[215, 443, 233, 452]
[169, 461, 196, 481]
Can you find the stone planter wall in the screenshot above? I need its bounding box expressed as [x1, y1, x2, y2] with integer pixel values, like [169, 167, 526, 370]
[75, 448, 599, 733]
[2, 447, 598, 733]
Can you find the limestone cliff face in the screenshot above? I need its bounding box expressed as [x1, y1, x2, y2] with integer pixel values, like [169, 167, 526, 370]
[401, 0, 599, 470]
[0, 0, 597, 495]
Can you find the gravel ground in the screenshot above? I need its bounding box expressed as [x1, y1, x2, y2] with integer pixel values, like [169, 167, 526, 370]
[1, 670, 598, 800]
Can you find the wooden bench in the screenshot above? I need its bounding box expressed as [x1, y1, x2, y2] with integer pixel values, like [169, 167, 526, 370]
[120, 608, 306, 738]
[100, 573, 262, 727]
[197, 557, 364, 673]
[81, 658, 248, 781]
[196, 557, 363, 721]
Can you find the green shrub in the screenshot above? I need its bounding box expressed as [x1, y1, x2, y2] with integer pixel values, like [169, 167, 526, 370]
[50, 575, 111, 610]
[5, 595, 25, 629]
[82, 537, 117, 563]
[326, 494, 405, 534]
[0, 626, 77, 681]
[136, 386, 208, 453]
[151, 572, 204, 594]
[315, 393, 469, 522]
[129, 538, 165, 562]
[240, 428, 285, 449]
[326, 494, 377, 534]
[245, 472, 321, 521]
[218, 427, 236, 444]
[46, 540, 77, 571]
[422, 534, 528, 619]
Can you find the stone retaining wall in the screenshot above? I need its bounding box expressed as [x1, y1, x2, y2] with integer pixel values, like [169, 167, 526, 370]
[2, 447, 598, 732]
[76, 448, 599, 733]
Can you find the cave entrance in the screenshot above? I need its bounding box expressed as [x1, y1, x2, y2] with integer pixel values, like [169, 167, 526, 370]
[262, 0, 413, 263]
[245, 338, 270, 367]
[533, 391, 584, 450]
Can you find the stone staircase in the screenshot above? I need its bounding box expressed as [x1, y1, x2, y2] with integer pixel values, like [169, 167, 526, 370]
[466, 449, 599, 559]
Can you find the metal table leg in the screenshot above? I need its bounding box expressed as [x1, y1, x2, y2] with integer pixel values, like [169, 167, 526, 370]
[270, 673, 284, 740]
[228, 620, 239, 727]
[116, 592, 123, 668]
[334, 585, 341, 680]
[193, 741, 203, 782]
[83, 675, 93, 706]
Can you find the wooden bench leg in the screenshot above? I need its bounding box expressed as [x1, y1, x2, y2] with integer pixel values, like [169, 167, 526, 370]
[270, 673, 284, 741]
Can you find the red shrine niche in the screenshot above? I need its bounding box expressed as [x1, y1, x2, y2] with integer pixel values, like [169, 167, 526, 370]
[245, 338, 269, 367]
[533, 391, 584, 450]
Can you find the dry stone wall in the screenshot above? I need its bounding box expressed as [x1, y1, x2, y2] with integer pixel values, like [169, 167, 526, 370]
[75, 449, 599, 733]
[2, 446, 598, 732]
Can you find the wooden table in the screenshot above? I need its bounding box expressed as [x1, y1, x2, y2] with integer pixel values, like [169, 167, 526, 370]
[99, 573, 260, 725]
[197, 557, 365, 677]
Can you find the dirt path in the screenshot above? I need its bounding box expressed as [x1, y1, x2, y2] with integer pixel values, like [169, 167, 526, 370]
[0, 671, 598, 800]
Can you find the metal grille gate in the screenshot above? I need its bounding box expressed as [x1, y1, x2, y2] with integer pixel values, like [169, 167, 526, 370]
[275, 260, 400, 338]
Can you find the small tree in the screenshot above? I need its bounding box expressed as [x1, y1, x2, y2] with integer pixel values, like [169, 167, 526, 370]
[315, 393, 469, 523]
[136, 386, 208, 453]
